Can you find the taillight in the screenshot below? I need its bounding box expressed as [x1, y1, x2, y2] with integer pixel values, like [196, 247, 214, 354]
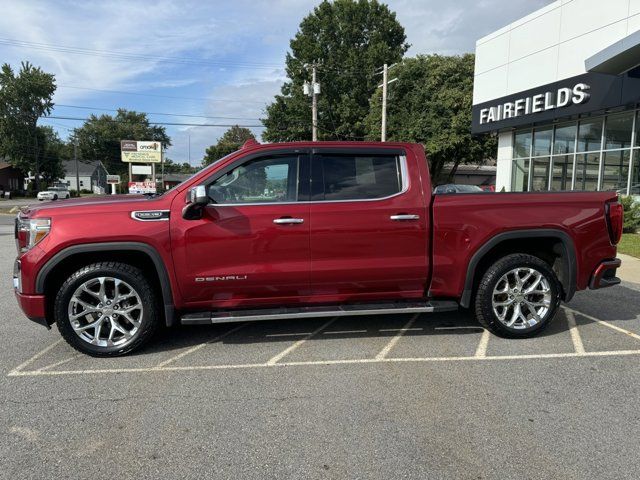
[606, 201, 623, 245]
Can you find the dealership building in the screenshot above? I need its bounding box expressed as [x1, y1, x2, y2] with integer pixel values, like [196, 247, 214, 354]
[473, 0, 640, 195]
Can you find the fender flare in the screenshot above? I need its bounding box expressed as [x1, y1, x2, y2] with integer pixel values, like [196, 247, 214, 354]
[459, 229, 577, 308]
[36, 241, 177, 326]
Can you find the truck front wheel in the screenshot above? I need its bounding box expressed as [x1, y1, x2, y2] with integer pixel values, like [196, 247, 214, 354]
[474, 253, 561, 338]
[54, 262, 159, 356]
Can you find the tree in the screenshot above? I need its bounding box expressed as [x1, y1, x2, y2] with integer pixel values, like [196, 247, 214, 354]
[364, 54, 497, 182]
[0, 62, 56, 189]
[70, 109, 171, 176]
[36, 126, 67, 184]
[262, 0, 408, 142]
[202, 125, 255, 166]
[163, 158, 195, 174]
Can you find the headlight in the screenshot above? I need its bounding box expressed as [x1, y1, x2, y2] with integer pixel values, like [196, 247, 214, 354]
[17, 217, 51, 253]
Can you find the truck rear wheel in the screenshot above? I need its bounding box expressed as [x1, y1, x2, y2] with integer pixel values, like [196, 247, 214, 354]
[54, 262, 159, 356]
[474, 253, 561, 338]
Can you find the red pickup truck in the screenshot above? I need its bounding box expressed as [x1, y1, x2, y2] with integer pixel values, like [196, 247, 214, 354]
[14, 141, 623, 356]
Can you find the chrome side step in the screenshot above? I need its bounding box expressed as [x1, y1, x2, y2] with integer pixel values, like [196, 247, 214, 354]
[180, 301, 459, 325]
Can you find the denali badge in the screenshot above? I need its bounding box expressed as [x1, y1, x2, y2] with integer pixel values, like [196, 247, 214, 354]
[195, 275, 248, 282]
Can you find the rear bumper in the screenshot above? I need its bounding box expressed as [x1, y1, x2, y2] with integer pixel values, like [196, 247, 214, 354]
[14, 291, 49, 328]
[589, 258, 622, 290]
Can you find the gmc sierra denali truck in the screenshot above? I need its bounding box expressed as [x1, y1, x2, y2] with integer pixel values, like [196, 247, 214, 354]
[14, 141, 623, 356]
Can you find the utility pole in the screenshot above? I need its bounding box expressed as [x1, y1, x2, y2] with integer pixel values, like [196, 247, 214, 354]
[377, 63, 398, 142]
[303, 64, 320, 141]
[381, 63, 388, 142]
[74, 141, 80, 194]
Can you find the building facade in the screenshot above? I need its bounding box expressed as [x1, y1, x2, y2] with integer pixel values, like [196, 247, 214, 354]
[472, 0, 640, 195]
[61, 160, 109, 192]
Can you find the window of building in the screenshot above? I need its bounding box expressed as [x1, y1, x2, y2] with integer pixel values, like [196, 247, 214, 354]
[532, 127, 553, 157]
[513, 130, 532, 158]
[531, 157, 551, 191]
[577, 118, 603, 152]
[631, 151, 640, 194]
[604, 112, 634, 150]
[511, 158, 530, 192]
[553, 124, 577, 155]
[316, 155, 402, 201]
[574, 153, 600, 191]
[550, 155, 573, 191]
[601, 149, 630, 192]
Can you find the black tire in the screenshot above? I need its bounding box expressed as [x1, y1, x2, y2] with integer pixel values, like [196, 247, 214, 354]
[55, 262, 160, 356]
[53, 194, 58, 201]
[474, 253, 561, 338]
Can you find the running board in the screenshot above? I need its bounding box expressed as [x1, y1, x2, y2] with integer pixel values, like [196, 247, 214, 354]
[180, 301, 459, 325]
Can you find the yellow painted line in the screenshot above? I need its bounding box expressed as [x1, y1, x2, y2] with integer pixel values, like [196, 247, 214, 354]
[375, 314, 419, 360]
[474, 329, 491, 358]
[266, 317, 336, 365]
[8, 349, 640, 377]
[563, 306, 640, 342]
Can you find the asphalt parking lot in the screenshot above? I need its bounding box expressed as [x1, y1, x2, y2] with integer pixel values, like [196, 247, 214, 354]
[2, 231, 640, 479]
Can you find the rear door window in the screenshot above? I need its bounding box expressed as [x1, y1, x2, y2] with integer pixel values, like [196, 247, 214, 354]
[313, 155, 403, 201]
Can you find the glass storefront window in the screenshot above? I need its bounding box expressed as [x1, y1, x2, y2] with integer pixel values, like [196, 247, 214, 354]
[511, 158, 530, 192]
[550, 155, 573, 191]
[600, 149, 630, 192]
[533, 127, 553, 156]
[513, 130, 532, 158]
[531, 157, 550, 191]
[631, 150, 640, 194]
[604, 112, 634, 150]
[574, 153, 600, 191]
[577, 118, 603, 152]
[553, 124, 577, 154]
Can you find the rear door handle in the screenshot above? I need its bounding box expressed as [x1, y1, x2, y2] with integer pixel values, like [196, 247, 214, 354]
[273, 217, 304, 225]
[390, 214, 420, 221]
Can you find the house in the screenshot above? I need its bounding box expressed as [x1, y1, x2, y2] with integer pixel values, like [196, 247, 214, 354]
[0, 161, 25, 193]
[449, 164, 497, 188]
[156, 173, 192, 190]
[61, 160, 109, 192]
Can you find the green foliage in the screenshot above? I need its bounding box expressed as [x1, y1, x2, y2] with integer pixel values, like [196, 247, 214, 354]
[0, 62, 56, 186]
[36, 126, 67, 183]
[262, 0, 408, 141]
[203, 125, 255, 166]
[621, 195, 640, 233]
[364, 54, 497, 182]
[619, 233, 640, 258]
[70, 109, 171, 175]
[163, 158, 196, 174]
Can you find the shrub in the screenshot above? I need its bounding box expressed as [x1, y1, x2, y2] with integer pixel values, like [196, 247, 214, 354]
[621, 195, 640, 233]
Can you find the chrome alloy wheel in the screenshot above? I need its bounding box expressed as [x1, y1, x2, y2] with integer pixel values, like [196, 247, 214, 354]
[68, 276, 143, 347]
[491, 267, 552, 330]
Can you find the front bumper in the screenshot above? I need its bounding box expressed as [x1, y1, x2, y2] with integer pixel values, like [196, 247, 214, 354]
[14, 291, 49, 328]
[589, 258, 622, 290]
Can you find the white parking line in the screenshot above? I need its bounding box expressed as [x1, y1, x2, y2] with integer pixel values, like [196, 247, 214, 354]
[374, 314, 418, 360]
[323, 329, 367, 335]
[9, 348, 640, 377]
[36, 355, 80, 372]
[8, 339, 63, 375]
[266, 332, 313, 338]
[266, 317, 337, 365]
[474, 329, 490, 358]
[155, 323, 247, 368]
[435, 326, 484, 331]
[379, 328, 422, 332]
[565, 309, 585, 354]
[563, 306, 640, 342]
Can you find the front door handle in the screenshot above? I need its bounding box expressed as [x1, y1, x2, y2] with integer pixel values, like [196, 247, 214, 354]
[273, 217, 305, 225]
[390, 214, 420, 221]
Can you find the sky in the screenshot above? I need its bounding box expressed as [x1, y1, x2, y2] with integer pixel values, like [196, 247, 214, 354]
[0, 0, 550, 167]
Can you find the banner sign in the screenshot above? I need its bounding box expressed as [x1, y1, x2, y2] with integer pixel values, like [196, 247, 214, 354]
[128, 181, 157, 194]
[106, 175, 121, 184]
[121, 140, 162, 163]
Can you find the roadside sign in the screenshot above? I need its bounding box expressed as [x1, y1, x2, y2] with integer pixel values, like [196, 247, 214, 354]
[128, 181, 157, 194]
[106, 175, 121, 184]
[121, 140, 162, 163]
[131, 165, 152, 175]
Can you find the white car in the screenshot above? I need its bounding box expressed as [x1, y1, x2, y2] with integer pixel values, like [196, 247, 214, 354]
[37, 186, 71, 201]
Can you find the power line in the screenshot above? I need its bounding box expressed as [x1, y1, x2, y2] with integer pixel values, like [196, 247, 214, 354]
[43, 115, 266, 128]
[55, 104, 261, 121]
[0, 37, 284, 70]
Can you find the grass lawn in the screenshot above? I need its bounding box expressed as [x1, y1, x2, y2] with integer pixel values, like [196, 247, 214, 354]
[619, 233, 640, 258]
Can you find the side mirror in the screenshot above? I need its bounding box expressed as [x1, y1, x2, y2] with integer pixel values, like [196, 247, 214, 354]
[182, 185, 209, 220]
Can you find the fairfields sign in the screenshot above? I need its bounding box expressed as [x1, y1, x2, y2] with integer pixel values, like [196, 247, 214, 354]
[478, 83, 590, 125]
[471, 72, 640, 134]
